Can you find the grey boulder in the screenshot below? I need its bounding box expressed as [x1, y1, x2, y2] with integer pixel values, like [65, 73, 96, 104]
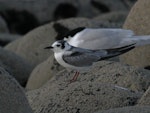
[0, 67, 33, 113]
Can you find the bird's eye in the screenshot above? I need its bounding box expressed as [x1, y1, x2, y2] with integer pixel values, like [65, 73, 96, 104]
[56, 44, 60, 47]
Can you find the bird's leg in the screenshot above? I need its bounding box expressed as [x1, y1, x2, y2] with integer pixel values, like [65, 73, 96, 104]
[74, 71, 79, 81]
[70, 71, 80, 82]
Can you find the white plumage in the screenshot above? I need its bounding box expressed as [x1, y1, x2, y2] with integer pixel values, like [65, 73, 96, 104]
[66, 28, 150, 49]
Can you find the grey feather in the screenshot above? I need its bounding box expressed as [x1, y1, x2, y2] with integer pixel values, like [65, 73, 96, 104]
[63, 47, 106, 67]
[62, 43, 135, 67]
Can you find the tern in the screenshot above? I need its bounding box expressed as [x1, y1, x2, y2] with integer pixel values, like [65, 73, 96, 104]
[45, 40, 135, 82]
[45, 27, 150, 82]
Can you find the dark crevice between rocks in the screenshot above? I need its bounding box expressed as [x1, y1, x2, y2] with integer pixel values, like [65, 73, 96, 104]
[126, 97, 138, 106]
[2, 66, 27, 87]
[0, 40, 10, 46]
[90, 0, 110, 13]
[63, 27, 85, 38]
[53, 23, 70, 40]
[53, 3, 78, 20]
[144, 66, 150, 70]
[0, 70, 2, 74]
[53, 23, 85, 40]
[0, 9, 39, 35]
[76, 108, 80, 113]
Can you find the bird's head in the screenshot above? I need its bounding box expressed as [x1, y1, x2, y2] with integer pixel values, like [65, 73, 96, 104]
[44, 40, 71, 53]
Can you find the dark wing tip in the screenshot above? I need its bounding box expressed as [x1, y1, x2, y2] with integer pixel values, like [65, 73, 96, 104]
[100, 43, 135, 60]
[106, 43, 136, 52]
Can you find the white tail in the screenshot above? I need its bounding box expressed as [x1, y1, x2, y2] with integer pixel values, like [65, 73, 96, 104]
[123, 35, 150, 46]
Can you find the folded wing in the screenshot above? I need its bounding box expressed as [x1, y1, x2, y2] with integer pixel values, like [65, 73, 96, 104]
[63, 43, 135, 67]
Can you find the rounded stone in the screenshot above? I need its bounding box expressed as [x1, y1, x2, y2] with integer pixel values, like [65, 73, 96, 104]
[0, 67, 33, 113]
[120, 0, 150, 68]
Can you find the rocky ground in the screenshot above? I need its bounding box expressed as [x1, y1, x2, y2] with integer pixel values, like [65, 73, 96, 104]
[0, 0, 150, 113]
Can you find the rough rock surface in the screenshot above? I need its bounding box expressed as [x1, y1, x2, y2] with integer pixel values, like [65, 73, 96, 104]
[85, 61, 150, 92]
[26, 55, 64, 90]
[0, 67, 33, 113]
[25, 61, 150, 113]
[120, 0, 150, 68]
[4, 17, 122, 67]
[138, 86, 150, 106]
[27, 81, 141, 113]
[0, 47, 33, 86]
[94, 106, 150, 113]
[26, 60, 150, 92]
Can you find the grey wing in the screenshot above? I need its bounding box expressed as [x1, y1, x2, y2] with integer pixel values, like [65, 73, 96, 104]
[62, 43, 135, 67]
[62, 51, 102, 67]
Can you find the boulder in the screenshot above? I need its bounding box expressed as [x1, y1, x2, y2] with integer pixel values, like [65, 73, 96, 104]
[0, 47, 33, 86]
[27, 80, 141, 113]
[94, 106, 150, 113]
[0, 33, 20, 46]
[120, 0, 150, 68]
[4, 20, 56, 67]
[26, 55, 64, 90]
[88, 61, 150, 92]
[138, 86, 150, 106]
[0, 67, 33, 113]
[0, 16, 8, 33]
[25, 60, 150, 113]
[91, 0, 135, 13]
[27, 60, 150, 92]
[93, 11, 128, 27]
